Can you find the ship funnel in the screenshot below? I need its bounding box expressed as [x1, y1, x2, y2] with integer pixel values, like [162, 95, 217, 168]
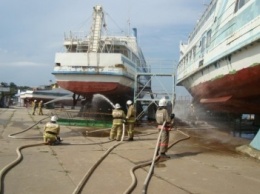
[132, 28, 137, 39]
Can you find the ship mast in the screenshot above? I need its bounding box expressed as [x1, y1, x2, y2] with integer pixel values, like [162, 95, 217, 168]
[88, 5, 104, 53]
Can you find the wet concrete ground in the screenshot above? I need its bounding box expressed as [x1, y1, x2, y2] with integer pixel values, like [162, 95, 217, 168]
[0, 107, 260, 194]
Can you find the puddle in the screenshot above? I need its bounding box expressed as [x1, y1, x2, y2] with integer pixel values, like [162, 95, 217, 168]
[85, 130, 110, 138]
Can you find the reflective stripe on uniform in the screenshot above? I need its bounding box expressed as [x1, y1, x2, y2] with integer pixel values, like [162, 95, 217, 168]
[157, 125, 171, 130]
[159, 143, 168, 146]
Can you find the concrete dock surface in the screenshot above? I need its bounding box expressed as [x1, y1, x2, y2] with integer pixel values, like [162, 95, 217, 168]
[0, 107, 260, 194]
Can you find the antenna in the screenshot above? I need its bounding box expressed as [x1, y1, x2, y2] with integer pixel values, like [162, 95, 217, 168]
[127, 2, 132, 36]
[127, 18, 131, 36]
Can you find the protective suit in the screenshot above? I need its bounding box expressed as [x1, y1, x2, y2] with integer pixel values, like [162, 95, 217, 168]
[32, 100, 37, 115]
[38, 100, 43, 115]
[156, 98, 174, 158]
[110, 104, 126, 141]
[43, 116, 61, 145]
[126, 100, 135, 141]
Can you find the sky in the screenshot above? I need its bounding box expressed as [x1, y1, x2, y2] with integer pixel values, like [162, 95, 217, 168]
[0, 0, 210, 95]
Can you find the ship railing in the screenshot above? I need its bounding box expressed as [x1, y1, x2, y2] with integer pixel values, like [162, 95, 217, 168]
[137, 59, 177, 74]
[64, 31, 88, 42]
[54, 66, 123, 74]
[64, 31, 136, 41]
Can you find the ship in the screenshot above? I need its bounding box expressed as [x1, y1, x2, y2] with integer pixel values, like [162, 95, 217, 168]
[177, 0, 260, 114]
[52, 5, 150, 110]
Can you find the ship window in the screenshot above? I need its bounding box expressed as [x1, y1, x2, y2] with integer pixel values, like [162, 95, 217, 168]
[206, 30, 212, 48]
[192, 46, 196, 58]
[235, 0, 250, 12]
[199, 60, 204, 67]
[201, 36, 206, 53]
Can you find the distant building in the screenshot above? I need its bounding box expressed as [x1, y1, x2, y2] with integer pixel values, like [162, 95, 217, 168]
[0, 84, 10, 108]
[17, 87, 73, 108]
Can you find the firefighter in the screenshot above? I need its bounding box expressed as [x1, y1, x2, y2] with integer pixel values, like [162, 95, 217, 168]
[110, 103, 126, 141]
[188, 103, 196, 123]
[155, 98, 175, 158]
[43, 116, 62, 145]
[32, 100, 37, 115]
[38, 100, 43, 115]
[126, 100, 135, 141]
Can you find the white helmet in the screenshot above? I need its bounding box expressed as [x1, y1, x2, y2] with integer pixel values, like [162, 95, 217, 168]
[159, 98, 167, 107]
[126, 100, 132, 105]
[51, 116, 58, 122]
[115, 103, 121, 109]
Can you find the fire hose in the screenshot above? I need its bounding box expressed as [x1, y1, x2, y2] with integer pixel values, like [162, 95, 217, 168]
[72, 123, 126, 194]
[8, 116, 50, 139]
[124, 123, 190, 194]
[0, 117, 115, 194]
[123, 121, 165, 194]
[1, 116, 51, 194]
[0, 143, 46, 194]
[1, 116, 190, 194]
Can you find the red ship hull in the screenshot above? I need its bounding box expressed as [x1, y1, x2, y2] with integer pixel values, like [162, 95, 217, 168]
[191, 64, 260, 113]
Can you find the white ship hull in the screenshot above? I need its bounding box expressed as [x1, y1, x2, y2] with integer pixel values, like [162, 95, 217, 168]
[177, 0, 260, 113]
[52, 5, 149, 105]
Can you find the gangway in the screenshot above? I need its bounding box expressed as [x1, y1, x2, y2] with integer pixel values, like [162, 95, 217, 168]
[134, 60, 176, 120]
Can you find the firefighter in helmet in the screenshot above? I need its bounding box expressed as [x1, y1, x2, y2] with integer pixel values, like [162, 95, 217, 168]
[43, 116, 62, 145]
[110, 103, 126, 141]
[38, 100, 44, 115]
[32, 100, 37, 115]
[155, 97, 175, 158]
[126, 100, 136, 141]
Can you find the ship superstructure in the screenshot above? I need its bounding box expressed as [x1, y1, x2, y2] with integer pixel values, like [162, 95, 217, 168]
[53, 5, 150, 107]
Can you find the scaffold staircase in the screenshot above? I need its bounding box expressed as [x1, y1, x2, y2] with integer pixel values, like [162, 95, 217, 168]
[134, 60, 176, 120]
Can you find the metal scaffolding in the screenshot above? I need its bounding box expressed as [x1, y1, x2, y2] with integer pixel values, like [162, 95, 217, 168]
[134, 60, 176, 120]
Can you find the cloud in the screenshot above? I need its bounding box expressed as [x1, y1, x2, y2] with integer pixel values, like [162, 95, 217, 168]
[0, 0, 210, 90]
[1, 61, 46, 67]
